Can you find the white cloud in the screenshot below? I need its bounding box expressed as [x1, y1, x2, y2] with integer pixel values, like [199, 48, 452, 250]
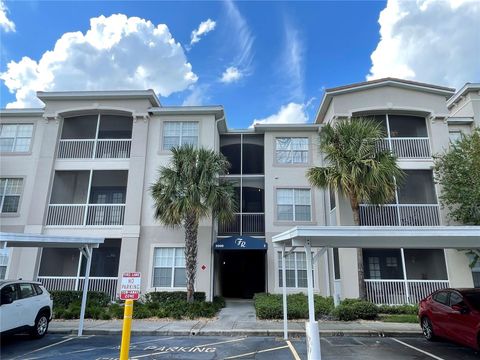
[220, 66, 242, 83]
[1, 14, 198, 108]
[280, 21, 305, 101]
[250, 102, 308, 128]
[182, 85, 210, 106]
[220, 0, 254, 83]
[190, 18, 216, 46]
[0, 0, 15, 32]
[367, 0, 480, 88]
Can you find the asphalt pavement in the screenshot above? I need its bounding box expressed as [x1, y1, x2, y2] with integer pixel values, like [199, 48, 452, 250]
[1, 334, 479, 360]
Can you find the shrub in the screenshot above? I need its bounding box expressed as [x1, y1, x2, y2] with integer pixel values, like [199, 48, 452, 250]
[253, 293, 334, 320]
[143, 291, 206, 304]
[50, 290, 110, 309]
[331, 299, 378, 321]
[108, 303, 124, 319]
[377, 304, 418, 315]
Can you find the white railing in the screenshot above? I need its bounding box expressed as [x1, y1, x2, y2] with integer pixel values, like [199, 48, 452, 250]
[378, 137, 431, 159]
[36, 276, 118, 301]
[360, 204, 440, 226]
[365, 279, 449, 305]
[46, 204, 125, 226]
[218, 213, 265, 235]
[57, 139, 131, 159]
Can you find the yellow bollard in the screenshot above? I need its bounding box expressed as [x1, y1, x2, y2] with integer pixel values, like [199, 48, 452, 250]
[119, 299, 134, 360]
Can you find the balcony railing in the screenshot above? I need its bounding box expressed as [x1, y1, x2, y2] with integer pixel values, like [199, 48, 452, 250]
[46, 204, 125, 226]
[57, 139, 131, 159]
[37, 276, 118, 301]
[218, 212, 265, 235]
[377, 137, 431, 159]
[365, 279, 449, 305]
[360, 204, 440, 226]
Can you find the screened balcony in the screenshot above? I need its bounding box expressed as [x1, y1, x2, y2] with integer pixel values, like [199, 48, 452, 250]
[360, 170, 440, 226]
[360, 114, 431, 159]
[363, 249, 449, 305]
[36, 239, 120, 300]
[58, 114, 132, 159]
[46, 170, 127, 226]
[218, 178, 265, 235]
[220, 134, 264, 175]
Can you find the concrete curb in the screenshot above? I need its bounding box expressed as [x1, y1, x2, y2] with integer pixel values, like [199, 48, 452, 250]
[49, 328, 423, 338]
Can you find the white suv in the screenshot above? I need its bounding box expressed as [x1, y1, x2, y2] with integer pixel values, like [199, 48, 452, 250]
[0, 280, 53, 338]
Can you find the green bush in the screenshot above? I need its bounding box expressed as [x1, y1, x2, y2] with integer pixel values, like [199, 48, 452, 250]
[50, 290, 110, 309]
[143, 291, 206, 304]
[254, 293, 334, 320]
[108, 303, 124, 319]
[377, 304, 418, 315]
[331, 299, 378, 321]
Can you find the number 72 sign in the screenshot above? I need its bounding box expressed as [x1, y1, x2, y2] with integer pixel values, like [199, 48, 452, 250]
[120, 272, 141, 300]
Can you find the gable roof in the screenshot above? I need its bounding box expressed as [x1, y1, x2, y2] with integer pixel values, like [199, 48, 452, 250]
[315, 77, 455, 123]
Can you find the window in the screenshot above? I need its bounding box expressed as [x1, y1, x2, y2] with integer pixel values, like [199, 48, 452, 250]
[0, 124, 33, 152]
[33, 284, 43, 295]
[278, 252, 313, 288]
[276, 188, 311, 221]
[0, 249, 8, 279]
[276, 138, 308, 164]
[19, 283, 36, 299]
[333, 248, 341, 280]
[433, 291, 449, 305]
[0, 178, 23, 213]
[368, 257, 381, 279]
[0, 284, 18, 304]
[386, 257, 398, 267]
[329, 186, 336, 211]
[153, 248, 186, 288]
[449, 292, 464, 307]
[163, 122, 199, 150]
[449, 131, 462, 143]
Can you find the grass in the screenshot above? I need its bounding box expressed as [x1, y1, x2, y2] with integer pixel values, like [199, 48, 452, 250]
[378, 314, 419, 323]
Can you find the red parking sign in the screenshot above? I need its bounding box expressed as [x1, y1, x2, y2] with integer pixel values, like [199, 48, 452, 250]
[120, 272, 141, 300]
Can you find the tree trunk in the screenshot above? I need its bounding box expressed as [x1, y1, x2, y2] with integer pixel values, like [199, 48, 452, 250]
[350, 198, 366, 300]
[184, 213, 199, 303]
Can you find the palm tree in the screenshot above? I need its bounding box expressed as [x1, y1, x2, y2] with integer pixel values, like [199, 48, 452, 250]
[307, 118, 404, 299]
[151, 145, 236, 303]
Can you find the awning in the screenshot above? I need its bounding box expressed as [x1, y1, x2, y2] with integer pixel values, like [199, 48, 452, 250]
[214, 236, 267, 250]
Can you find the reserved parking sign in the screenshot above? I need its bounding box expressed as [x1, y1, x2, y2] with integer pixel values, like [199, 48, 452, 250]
[120, 272, 141, 300]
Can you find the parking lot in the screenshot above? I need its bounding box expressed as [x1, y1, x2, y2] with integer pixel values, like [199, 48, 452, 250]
[1, 334, 479, 359]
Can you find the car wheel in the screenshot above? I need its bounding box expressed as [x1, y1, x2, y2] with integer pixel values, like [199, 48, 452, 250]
[30, 313, 49, 339]
[421, 317, 435, 341]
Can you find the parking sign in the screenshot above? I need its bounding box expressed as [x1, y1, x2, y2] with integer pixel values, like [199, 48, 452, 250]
[120, 272, 141, 300]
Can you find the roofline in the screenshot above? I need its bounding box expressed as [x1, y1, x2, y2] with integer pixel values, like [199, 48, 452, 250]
[0, 108, 44, 117]
[252, 123, 321, 133]
[37, 90, 161, 107]
[447, 83, 480, 108]
[315, 78, 456, 124]
[150, 105, 224, 118]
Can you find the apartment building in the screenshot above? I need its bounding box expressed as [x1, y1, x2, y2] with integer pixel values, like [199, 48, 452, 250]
[0, 78, 478, 304]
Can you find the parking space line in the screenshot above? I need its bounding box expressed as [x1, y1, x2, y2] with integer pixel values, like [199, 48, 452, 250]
[286, 340, 301, 360]
[223, 345, 289, 359]
[130, 337, 248, 359]
[13, 337, 75, 359]
[391, 338, 446, 360]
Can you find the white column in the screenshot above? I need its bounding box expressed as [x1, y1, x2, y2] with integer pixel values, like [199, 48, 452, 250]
[78, 245, 93, 336]
[400, 248, 410, 304]
[305, 240, 321, 360]
[74, 250, 83, 291]
[282, 245, 288, 340]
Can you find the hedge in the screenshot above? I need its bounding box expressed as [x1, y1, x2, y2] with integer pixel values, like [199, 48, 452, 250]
[331, 299, 378, 321]
[254, 293, 333, 320]
[377, 304, 418, 315]
[52, 290, 223, 320]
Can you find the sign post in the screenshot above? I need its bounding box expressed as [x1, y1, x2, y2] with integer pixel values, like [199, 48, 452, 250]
[119, 272, 141, 360]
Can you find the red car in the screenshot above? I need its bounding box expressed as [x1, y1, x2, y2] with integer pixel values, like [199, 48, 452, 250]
[419, 288, 480, 351]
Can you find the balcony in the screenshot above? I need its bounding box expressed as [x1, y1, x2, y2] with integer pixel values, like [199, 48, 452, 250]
[219, 213, 265, 235]
[46, 170, 127, 227]
[360, 204, 440, 226]
[58, 114, 132, 159]
[377, 137, 431, 159]
[58, 139, 131, 159]
[37, 276, 118, 301]
[365, 279, 449, 305]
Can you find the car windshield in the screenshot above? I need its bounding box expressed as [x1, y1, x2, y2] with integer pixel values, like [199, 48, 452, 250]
[464, 292, 480, 311]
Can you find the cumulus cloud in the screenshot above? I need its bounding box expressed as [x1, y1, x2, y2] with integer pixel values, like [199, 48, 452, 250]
[367, 0, 480, 88]
[1, 14, 198, 108]
[0, 0, 15, 32]
[190, 18, 216, 46]
[250, 102, 308, 128]
[220, 66, 242, 83]
[220, 0, 254, 84]
[182, 85, 210, 106]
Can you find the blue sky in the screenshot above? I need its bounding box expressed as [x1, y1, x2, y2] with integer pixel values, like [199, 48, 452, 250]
[1, 1, 478, 129]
